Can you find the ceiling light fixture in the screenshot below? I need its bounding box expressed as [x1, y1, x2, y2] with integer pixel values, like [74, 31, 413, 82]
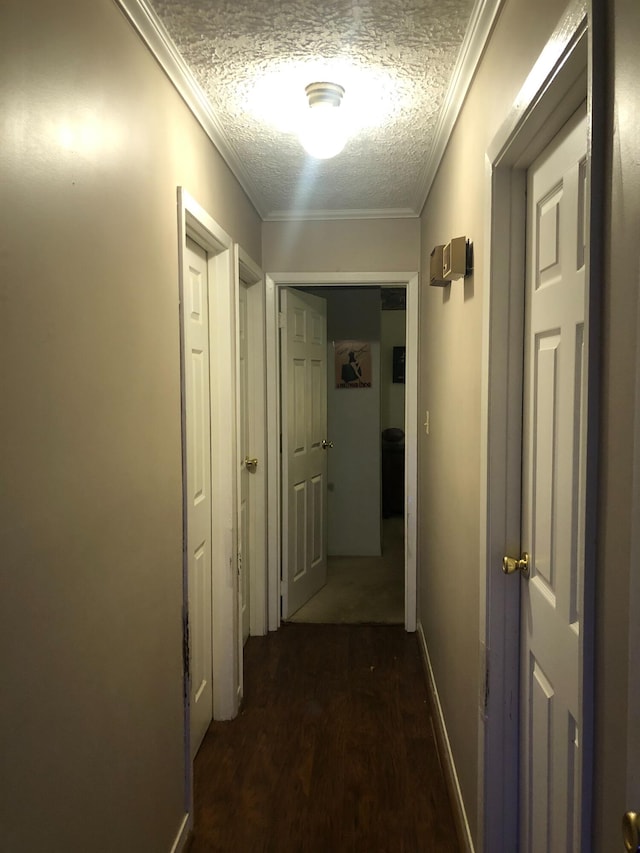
[299, 82, 347, 160]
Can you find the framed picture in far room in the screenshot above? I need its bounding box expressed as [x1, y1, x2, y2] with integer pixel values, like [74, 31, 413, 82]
[393, 346, 405, 383]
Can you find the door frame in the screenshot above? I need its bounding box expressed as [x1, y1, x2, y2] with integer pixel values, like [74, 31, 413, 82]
[233, 244, 268, 699]
[265, 271, 419, 632]
[177, 188, 240, 815]
[478, 5, 600, 850]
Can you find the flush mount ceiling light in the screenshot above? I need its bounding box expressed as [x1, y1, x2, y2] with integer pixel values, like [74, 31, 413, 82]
[299, 82, 347, 160]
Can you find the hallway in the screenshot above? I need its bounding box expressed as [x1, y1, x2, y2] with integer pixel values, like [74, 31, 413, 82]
[191, 624, 460, 852]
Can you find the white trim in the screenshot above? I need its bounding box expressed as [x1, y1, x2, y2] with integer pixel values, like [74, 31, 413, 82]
[479, 8, 591, 852]
[416, 0, 504, 214]
[264, 207, 419, 222]
[265, 271, 419, 632]
[115, 0, 268, 217]
[168, 813, 191, 853]
[234, 245, 268, 653]
[237, 247, 268, 640]
[417, 622, 474, 853]
[178, 188, 240, 729]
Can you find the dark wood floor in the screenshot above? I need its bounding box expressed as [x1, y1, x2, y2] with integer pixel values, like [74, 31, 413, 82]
[191, 624, 460, 852]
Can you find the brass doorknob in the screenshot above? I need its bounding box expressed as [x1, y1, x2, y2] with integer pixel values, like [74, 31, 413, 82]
[321, 439, 334, 450]
[244, 457, 258, 473]
[623, 811, 640, 853]
[502, 552, 529, 578]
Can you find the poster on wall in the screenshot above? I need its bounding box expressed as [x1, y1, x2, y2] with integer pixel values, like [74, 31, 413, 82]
[334, 340, 372, 388]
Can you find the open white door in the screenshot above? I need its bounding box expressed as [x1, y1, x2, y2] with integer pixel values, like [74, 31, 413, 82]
[183, 236, 213, 758]
[281, 288, 328, 619]
[513, 105, 588, 852]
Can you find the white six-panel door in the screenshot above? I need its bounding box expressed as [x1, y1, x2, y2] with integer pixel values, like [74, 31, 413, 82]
[183, 237, 214, 758]
[281, 288, 328, 619]
[520, 105, 588, 852]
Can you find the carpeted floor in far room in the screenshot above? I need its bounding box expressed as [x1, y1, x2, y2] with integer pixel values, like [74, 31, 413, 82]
[289, 516, 405, 625]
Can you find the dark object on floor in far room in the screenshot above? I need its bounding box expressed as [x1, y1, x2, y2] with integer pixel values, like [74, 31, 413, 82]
[382, 427, 405, 518]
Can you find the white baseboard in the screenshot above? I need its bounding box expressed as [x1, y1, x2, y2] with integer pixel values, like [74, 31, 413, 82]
[169, 812, 191, 853]
[416, 621, 475, 853]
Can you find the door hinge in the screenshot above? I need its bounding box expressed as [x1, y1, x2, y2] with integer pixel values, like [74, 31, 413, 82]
[278, 311, 286, 329]
[478, 644, 489, 720]
[483, 654, 490, 719]
[182, 608, 190, 697]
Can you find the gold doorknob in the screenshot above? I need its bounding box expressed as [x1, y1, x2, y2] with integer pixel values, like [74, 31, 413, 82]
[244, 457, 258, 473]
[502, 552, 529, 577]
[623, 811, 640, 853]
[321, 439, 334, 450]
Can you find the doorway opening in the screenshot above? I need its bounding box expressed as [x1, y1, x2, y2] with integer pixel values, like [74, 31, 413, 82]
[285, 285, 406, 625]
[265, 272, 419, 633]
[177, 187, 240, 834]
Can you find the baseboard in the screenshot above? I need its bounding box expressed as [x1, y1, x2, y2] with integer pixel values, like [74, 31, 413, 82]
[416, 621, 475, 853]
[169, 813, 192, 853]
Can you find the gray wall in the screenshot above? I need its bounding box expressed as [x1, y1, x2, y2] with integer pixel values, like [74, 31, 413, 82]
[380, 309, 406, 432]
[595, 0, 640, 842]
[325, 289, 381, 556]
[0, 1, 260, 850]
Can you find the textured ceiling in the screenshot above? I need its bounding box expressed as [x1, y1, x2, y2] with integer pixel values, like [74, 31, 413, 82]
[147, 0, 479, 218]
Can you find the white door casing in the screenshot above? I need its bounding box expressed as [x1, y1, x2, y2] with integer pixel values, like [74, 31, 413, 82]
[281, 288, 328, 619]
[480, 11, 593, 853]
[520, 105, 587, 853]
[183, 236, 213, 759]
[234, 245, 267, 650]
[178, 188, 239, 742]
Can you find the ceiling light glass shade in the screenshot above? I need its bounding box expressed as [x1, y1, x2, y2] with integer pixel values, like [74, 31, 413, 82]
[299, 82, 347, 159]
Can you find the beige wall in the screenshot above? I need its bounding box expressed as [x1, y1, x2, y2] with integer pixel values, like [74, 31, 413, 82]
[418, 0, 578, 844]
[381, 310, 406, 432]
[0, 1, 260, 850]
[325, 289, 382, 556]
[595, 0, 640, 844]
[262, 217, 420, 273]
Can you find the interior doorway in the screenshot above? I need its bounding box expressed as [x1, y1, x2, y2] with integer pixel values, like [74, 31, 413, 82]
[265, 272, 419, 633]
[480, 17, 595, 852]
[286, 285, 407, 624]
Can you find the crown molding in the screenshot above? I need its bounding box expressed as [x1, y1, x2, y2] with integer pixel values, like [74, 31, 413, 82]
[263, 206, 419, 222]
[414, 0, 505, 215]
[115, 0, 501, 224]
[115, 0, 269, 218]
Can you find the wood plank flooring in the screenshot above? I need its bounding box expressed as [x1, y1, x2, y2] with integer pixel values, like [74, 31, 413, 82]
[191, 624, 461, 852]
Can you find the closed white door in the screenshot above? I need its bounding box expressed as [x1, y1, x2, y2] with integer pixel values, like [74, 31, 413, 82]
[281, 288, 328, 618]
[183, 237, 213, 758]
[519, 106, 587, 852]
[238, 280, 250, 645]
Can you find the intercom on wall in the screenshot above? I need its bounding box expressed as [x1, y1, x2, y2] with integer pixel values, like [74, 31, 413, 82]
[429, 245, 447, 287]
[442, 236, 469, 279]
